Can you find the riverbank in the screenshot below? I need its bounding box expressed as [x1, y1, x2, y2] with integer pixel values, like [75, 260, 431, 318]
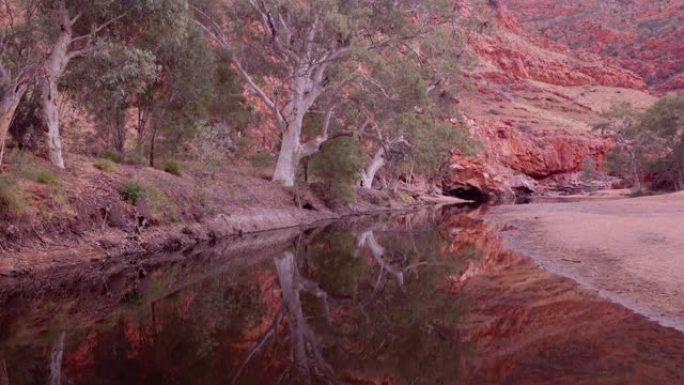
[487, 191, 684, 331]
[0, 154, 457, 283]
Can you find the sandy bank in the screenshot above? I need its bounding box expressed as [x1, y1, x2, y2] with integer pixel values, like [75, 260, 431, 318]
[487, 192, 684, 331]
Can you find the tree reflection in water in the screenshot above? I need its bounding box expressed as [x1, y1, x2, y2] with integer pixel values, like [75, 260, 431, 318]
[0, 208, 472, 385]
[6, 207, 684, 384]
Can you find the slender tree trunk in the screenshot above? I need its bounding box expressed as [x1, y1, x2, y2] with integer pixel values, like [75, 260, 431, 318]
[361, 147, 386, 189]
[629, 151, 642, 190]
[0, 85, 27, 167]
[112, 109, 126, 155]
[48, 331, 66, 385]
[41, 7, 72, 169]
[136, 103, 147, 156]
[149, 126, 158, 168]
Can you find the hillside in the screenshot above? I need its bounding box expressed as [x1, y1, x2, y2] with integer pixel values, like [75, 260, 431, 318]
[500, 0, 684, 93]
[445, 1, 658, 200]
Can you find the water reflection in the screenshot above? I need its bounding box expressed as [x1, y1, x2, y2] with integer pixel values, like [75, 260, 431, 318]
[2, 205, 684, 384]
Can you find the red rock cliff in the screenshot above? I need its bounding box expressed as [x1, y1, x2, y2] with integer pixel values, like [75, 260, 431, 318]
[446, 1, 657, 200]
[500, 0, 684, 93]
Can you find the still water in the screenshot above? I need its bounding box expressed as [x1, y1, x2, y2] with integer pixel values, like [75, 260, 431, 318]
[2, 205, 684, 385]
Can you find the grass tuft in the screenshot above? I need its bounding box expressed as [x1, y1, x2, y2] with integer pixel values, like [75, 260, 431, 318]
[162, 160, 181, 176]
[118, 181, 147, 205]
[93, 158, 115, 172]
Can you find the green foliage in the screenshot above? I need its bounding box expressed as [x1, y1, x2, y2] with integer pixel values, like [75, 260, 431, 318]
[118, 181, 148, 205]
[100, 149, 124, 163]
[310, 137, 365, 205]
[605, 147, 631, 177]
[639, 94, 684, 140]
[12, 158, 59, 186]
[0, 176, 26, 219]
[402, 113, 479, 178]
[65, 43, 160, 152]
[124, 150, 148, 166]
[305, 231, 366, 298]
[141, 23, 217, 161]
[32, 168, 59, 185]
[632, 93, 684, 190]
[93, 159, 115, 173]
[162, 160, 181, 176]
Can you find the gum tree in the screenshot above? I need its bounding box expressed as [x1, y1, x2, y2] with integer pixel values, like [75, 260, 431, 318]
[0, 0, 40, 166]
[191, 0, 456, 187]
[36, 0, 134, 168]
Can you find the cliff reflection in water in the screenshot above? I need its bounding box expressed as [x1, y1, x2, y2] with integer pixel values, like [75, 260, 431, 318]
[2, 205, 684, 385]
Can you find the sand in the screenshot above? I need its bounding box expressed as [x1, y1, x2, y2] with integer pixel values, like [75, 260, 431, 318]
[487, 191, 684, 331]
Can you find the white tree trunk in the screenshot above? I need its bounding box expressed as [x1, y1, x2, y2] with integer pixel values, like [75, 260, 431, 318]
[41, 5, 74, 169]
[272, 88, 309, 186]
[357, 230, 405, 290]
[274, 251, 310, 375]
[42, 77, 66, 169]
[360, 147, 386, 189]
[272, 124, 301, 187]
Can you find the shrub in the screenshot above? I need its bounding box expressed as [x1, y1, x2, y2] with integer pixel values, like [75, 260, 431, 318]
[118, 181, 147, 205]
[93, 158, 115, 172]
[162, 160, 181, 176]
[101, 149, 124, 163]
[310, 137, 365, 205]
[32, 168, 58, 185]
[0, 177, 26, 219]
[125, 151, 148, 166]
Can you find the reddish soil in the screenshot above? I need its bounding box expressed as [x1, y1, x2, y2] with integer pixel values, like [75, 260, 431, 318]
[0, 153, 426, 284]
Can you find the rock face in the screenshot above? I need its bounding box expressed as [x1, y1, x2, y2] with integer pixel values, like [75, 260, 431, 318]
[470, 118, 611, 179]
[445, 1, 657, 201]
[500, 0, 684, 93]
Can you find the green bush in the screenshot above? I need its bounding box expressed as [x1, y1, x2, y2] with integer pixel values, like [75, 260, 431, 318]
[0, 177, 26, 219]
[125, 151, 148, 166]
[32, 168, 58, 185]
[101, 149, 124, 163]
[118, 181, 148, 205]
[310, 137, 365, 205]
[93, 158, 115, 172]
[162, 160, 181, 176]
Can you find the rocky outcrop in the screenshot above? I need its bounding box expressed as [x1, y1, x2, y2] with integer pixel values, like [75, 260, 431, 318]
[445, 1, 653, 201]
[445, 118, 612, 202]
[472, 118, 611, 179]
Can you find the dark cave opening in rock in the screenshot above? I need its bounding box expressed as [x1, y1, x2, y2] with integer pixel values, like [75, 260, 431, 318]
[445, 185, 492, 203]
